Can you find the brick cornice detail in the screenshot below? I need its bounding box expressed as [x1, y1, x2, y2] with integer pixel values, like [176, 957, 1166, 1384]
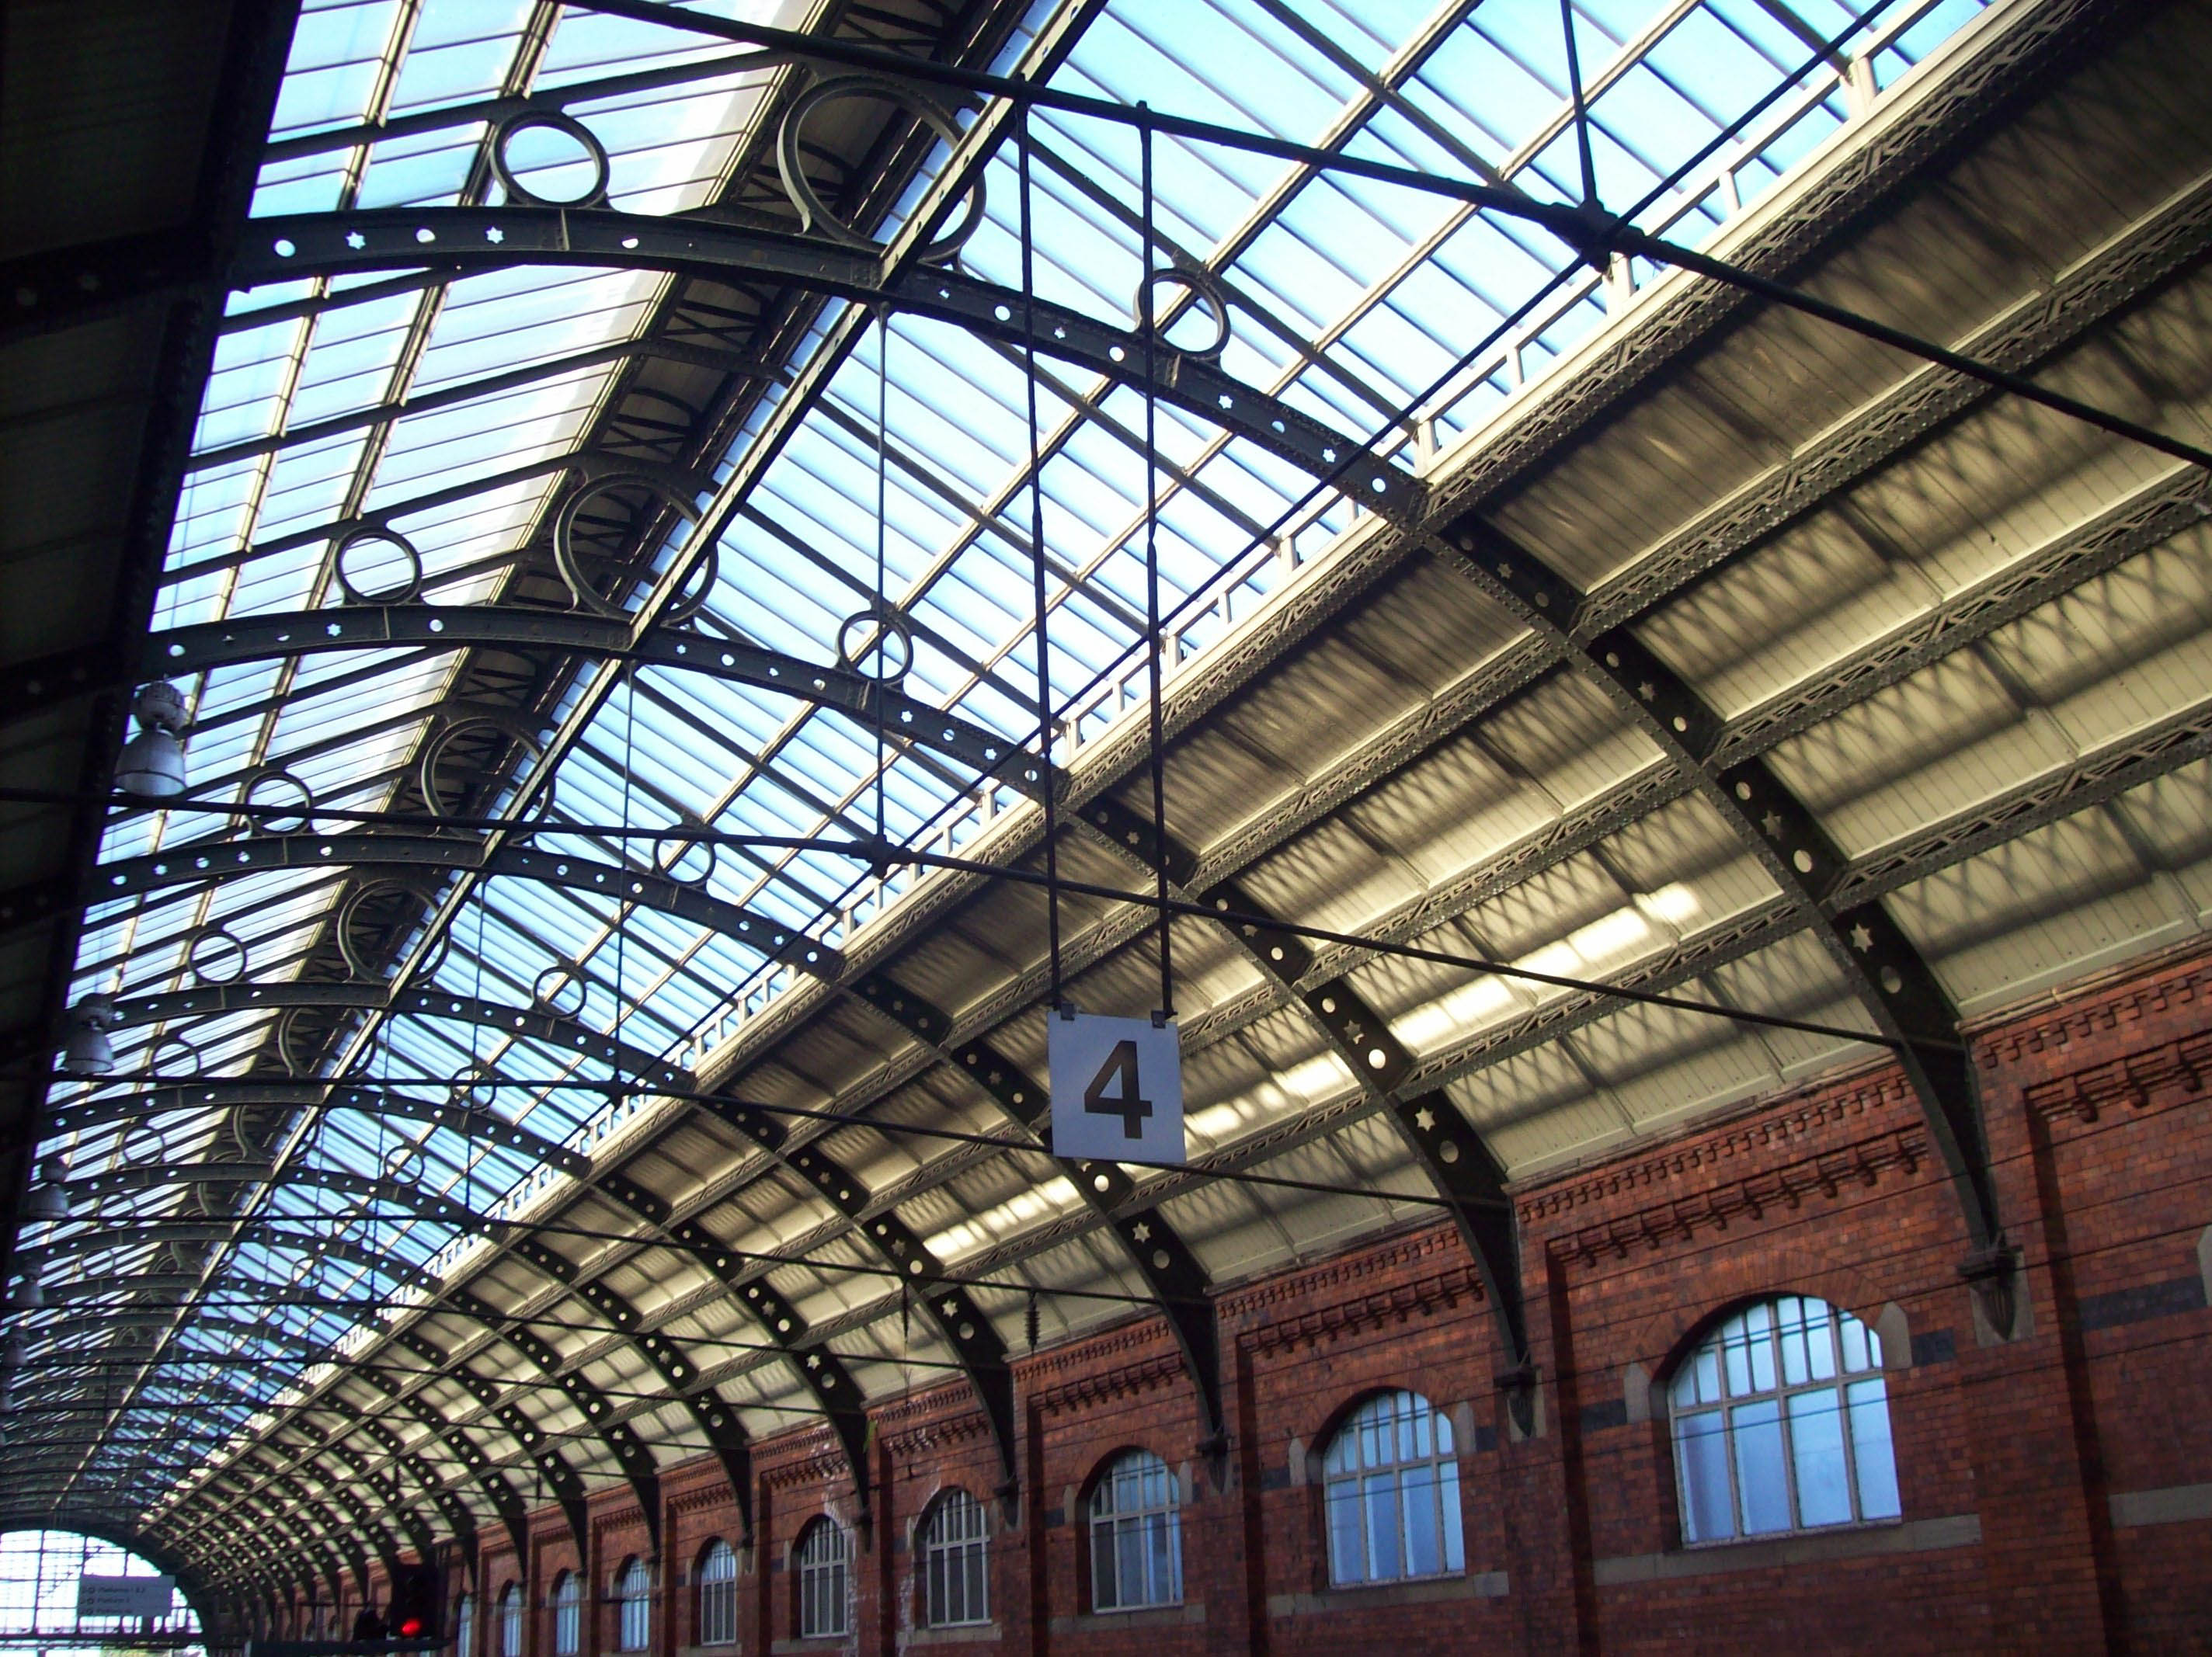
[1538, 1125, 1929, 1266]
[1979, 947, 2212, 1066]
[1217, 1224, 1462, 1319]
[883, 1412, 992, 1460]
[1237, 1262, 1485, 1360]
[2021, 1028, 2212, 1126]
[1030, 1353, 1185, 1418]
[1518, 1072, 1912, 1228]
[1017, 1319, 1177, 1382]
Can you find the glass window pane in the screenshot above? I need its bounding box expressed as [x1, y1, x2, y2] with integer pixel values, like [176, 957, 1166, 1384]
[1400, 1462, 1442, 1578]
[1848, 1378, 1901, 1520]
[1091, 1522, 1118, 1610]
[1723, 1319, 1755, 1396]
[1789, 1389, 1852, 1527]
[1676, 1409, 1733, 1542]
[1840, 1311, 1869, 1374]
[1326, 1479, 1364, 1584]
[1438, 1461, 1466, 1572]
[1363, 1474, 1402, 1581]
[1731, 1400, 1791, 1535]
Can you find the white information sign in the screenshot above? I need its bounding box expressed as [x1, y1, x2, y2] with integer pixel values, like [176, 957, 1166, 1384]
[78, 1576, 174, 1619]
[1049, 1011, 1184, 1163]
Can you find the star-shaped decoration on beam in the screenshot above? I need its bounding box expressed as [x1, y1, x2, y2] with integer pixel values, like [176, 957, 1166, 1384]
[805, 1353, 820, 1370]
[1762, 811, 1785, 837]
[1414, 1106, 1436, 1131]
[1638, 680, 1657, 700]
[344, 231, 365, 248]
[1850, 923, 1874, 951]
[1131, 1221, 1151, 1242]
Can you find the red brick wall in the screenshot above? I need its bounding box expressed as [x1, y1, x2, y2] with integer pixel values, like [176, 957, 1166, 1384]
[270, 940, 2212, 1654]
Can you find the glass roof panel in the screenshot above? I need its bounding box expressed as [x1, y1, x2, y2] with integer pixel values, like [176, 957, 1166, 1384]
[28, 0, 1997, 1515]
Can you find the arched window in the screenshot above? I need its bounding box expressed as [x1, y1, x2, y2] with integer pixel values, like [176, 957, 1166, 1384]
[614, 1558, 651, 1653]
[1322, 1389, 1466, 1585]
[795, 1519, 850, 1638]
[919, 1489, 989, 1627]
[498, 1586, 523, 1657]
[1087, 1450, 1181, 1612]
[695, 1540, 737, 1648]
[551, 1572, 580, 1657]
[454, 1593, 475, 1657]
[1669, 1294, 1902, 1542]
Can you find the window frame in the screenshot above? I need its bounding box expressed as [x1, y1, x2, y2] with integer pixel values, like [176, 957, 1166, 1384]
[550, 1572, 580, 1657]
[498, 1586, 522, 1657]
[454, 1593, 474, 1657]
[918, 1489, 990, 1628]
[1320, 1389, 1466, 1587]
[614, 1557, 650, 1654]
[1667, 1294, 1902, 1547]
[793, 1517, 850, 1639]
[695, 1539, 738, 1648]
[1086, 1449, 1183, 1614]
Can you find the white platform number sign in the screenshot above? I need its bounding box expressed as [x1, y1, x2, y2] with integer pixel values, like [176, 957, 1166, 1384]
[1049, 1011, 1184, 1163]
[78, 1576, 174, 1619]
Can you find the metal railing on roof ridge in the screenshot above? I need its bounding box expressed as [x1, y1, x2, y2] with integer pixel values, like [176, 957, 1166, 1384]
[670, 0, 1977, 1072]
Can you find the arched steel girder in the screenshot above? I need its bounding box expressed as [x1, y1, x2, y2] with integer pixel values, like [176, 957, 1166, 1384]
[256, 1469, 372, 1596]
[228, 207, 1422, 520]
[15, 1222, 438, 1294]
[213, 1493, 344, 1607]
[256, 1455, 405, 1586]
[660, 1089, 1013, 1492]
[349, 1412, 479, 1558]
[847, 973, 1227, 1447]
[82, 985, 876, 1521]
[90, 835, 845, 984]
[48, 1082, 589, 1176]
[322, 1440, 438, 1561]
[111, 606, 1041, 794]
[47, 1162, 649, 1552]
[1074, 797, 1536, 1402]
[1442, 520, 2003, 1263]
[0, 980, 685, 1076]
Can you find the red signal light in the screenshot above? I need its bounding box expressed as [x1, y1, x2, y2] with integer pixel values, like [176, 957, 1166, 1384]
[398, 1619, 425, 1638]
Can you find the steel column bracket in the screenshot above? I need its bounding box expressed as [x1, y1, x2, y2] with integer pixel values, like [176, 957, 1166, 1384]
[442, 1284, 663, 1544]
[778, 1135, 1021, 1490]
[228, 208, 1418, 516]
[1080, 796, 1538, 1375]
[43, 603, 1044, 794]
[1447, 520, 2003, 1252]
[92, 835, 843, 981]
[851, 971, 1229, 1445]
[593, 1159, 858, 1523]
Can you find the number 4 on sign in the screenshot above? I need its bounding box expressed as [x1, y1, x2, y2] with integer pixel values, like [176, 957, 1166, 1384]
[1049, 1011, 1185, 1164]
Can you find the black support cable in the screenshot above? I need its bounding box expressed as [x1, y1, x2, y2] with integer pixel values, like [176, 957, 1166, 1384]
[1139, 108, 1174, 1022]
[1017, 106, 1065, 1009]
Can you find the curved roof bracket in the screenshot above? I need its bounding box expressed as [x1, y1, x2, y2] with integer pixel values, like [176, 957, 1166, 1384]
[1075, 796, 1536, 1399]
[848, 973, 1226, 1446]
[50, 1082, 590, 1177]
[440, 1284, 661, 1544]
[650, 1096, 1014, 1491]
[106, 605, 1042, 795]
[228, 208, 1421, 518]
[92, 835, 843, 981]
[1443, 521, 2002, 1269]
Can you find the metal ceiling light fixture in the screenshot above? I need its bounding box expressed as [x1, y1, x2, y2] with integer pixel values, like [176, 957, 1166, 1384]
[61, 992, 120, 1076]
[21, 1159, 72, 1225]
[115, 680, 190, 797]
